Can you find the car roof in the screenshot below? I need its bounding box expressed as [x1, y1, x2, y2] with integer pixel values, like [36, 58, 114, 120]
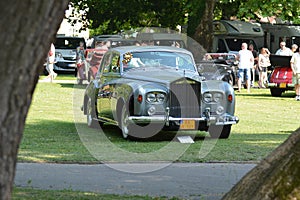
[93, 35, 122, 41]
[110, 46, 193, 55]
[136, 33, 184, 41]
[56, 36, 85, 39]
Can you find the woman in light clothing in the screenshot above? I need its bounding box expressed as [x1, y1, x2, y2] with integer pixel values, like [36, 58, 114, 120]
[46, 43, 57, 82]
[258, 48, 271, 88]
[290, 46, 300, 100]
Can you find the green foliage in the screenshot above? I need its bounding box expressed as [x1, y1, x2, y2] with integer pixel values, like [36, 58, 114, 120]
[215, 0, 300, 23]
[69, 0, 300, 38]
[185, 0, 206, 36]
[70, 0, 187, 36]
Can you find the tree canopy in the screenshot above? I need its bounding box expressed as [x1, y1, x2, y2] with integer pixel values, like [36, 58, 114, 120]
[69, 0, 187, 35]
[70, 0, 300, 37]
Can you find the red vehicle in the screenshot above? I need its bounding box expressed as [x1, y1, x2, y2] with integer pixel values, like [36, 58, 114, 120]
[268, 55, 294, 97]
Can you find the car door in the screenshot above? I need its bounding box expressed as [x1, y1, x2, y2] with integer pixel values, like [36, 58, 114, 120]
[97, 51, 121, 123]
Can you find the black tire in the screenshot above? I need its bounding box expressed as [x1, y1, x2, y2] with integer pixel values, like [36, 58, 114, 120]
[118, 103, 163, 140]
[228, 73, 234, 86]
[208, 125, 231, 139]
[119, 105, 130, 139]
[270, 88, 283, 97]
[86, 97, 100, 128]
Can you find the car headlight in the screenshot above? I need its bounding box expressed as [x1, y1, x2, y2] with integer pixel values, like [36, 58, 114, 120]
[55, 52, 63, 58]
[146, 92, 166, 103]
[213, 93, 223, 103]
[146, 93, 156, 103]
[156, 93, 166, 103]
[203, 93, 213, 103]
[203, 92, 223, 103]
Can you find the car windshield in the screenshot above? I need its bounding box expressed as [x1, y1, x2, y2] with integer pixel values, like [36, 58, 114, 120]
[122, 51, 195, 72]
[55, 38, 85, 49]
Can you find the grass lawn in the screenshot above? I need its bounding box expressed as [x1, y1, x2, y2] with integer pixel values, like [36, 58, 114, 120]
[15, 77, 300, 199]
[13, 188, 180, 200]
[19, 78, 300, 163]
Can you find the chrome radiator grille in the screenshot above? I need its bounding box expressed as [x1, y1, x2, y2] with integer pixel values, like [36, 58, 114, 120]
[169, 79, 201, 117]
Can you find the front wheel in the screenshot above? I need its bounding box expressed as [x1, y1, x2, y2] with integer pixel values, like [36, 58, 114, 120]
[118, 104, 163, 140]
[119, 105, 130, 139]
[208, 125, 231, 139]
[86, 97, 100, 128]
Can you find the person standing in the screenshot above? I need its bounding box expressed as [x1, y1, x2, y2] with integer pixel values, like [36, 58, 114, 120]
[249, 44, 258, 87]
[258, 48, 271, 88]
[236, 43, 254, 92]
[45, 43, 57, 82]
[290, 46, 300, 101]
[275, 41, 293, 56]
[291, 44, 298, 53]
[76, 41, 87, 84]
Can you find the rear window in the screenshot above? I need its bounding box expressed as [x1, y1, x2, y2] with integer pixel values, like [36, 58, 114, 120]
[55, 37, 86, 49]
[225, 39, 257, 51]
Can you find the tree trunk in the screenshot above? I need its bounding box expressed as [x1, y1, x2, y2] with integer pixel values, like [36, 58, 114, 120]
[193, 0, 216, 52]
[222, 127, 300, 200]
[0, 1, 69, 199]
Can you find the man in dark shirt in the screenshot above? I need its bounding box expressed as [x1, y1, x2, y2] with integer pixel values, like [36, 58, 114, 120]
[249, 44, 258, 87]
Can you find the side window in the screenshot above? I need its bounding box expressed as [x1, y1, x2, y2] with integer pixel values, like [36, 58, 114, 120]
[217, 39, 227, 53]
[110, 53, 120, 73]
[100, 53, 112, 74]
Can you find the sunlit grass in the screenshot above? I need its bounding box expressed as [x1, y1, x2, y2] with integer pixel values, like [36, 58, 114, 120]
[19, 80, 300, 163]
[13, 188, 178, 200]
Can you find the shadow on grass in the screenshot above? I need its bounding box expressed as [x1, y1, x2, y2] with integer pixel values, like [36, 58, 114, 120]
[58, 83, 76, 89]
[235, 90, 295, 98]
[22, 120, 291, 163]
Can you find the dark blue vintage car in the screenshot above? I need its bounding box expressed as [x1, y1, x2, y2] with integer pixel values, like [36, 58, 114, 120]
[82, 46, 239, 139]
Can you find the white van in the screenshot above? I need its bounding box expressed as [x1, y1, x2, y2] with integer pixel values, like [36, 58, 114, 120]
[54, 36, 86, 73]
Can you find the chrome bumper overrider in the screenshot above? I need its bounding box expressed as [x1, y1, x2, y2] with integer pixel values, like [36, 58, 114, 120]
[128, 107, 239, 126]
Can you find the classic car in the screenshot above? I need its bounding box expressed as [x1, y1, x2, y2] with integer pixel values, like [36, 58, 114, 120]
[268, 54, 294, 97]
[198, 53, 238, 86]
[82, 46, 239, 139]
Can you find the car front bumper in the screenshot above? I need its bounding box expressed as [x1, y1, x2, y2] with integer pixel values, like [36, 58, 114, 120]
[268, 82, 294, 89]
[128, 107, 239, 127]
[54, 62, 77, 72]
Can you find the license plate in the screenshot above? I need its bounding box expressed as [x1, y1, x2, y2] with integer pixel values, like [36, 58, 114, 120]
[180, 120, 195, 130]
[279, 83, 286, 88]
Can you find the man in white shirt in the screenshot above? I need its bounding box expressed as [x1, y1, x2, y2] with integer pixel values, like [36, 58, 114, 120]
[290, 46, 300, 100]
[275, 41, 293, 56]
[236, 43, 254, 92]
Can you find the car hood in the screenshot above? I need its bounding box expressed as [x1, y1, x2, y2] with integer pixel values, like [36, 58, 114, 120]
[122, 66, 202, 85]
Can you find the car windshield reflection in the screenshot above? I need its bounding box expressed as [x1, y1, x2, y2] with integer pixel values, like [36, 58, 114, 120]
[122, 51, 195, 72]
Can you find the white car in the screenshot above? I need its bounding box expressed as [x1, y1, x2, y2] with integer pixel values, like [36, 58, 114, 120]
[54, 36, 86, 73]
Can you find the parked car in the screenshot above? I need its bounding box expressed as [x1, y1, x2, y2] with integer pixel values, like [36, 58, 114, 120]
[82, 46, 239, 139]
[268, 54, 294, 97]
[54, 36, 86, 73]
[199, 53, 238, 86]
[89, 34, 123, 48]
